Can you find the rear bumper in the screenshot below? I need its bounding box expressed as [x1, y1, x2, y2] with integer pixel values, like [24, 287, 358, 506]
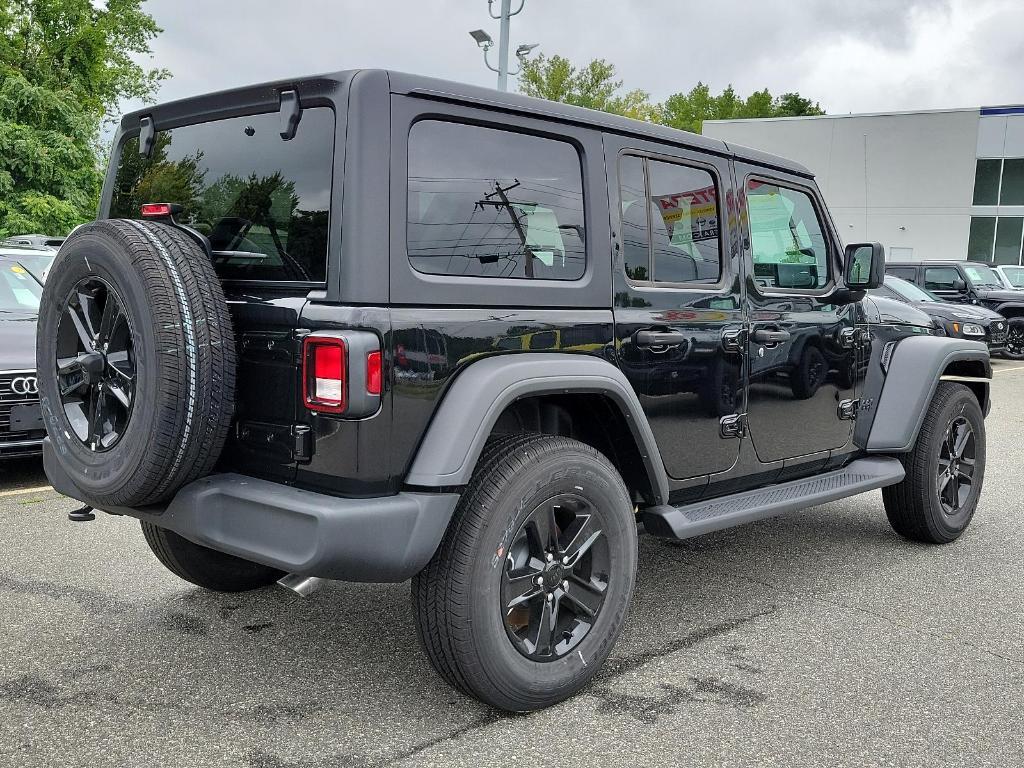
[43, 439, 460, 582]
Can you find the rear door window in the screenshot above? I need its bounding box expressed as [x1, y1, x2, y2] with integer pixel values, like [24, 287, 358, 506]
[406, 120, 586, 281]
[109, 108, 335, 282]
[618, 154, 722, 285]
[886, 266, 918, 281]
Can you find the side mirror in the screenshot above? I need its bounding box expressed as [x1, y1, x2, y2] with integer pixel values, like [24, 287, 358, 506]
[844, 242, 885, 290]
[952, 277, 967, 292]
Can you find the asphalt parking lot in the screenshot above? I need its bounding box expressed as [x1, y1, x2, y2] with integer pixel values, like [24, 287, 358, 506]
[2, 364, 1023, 768]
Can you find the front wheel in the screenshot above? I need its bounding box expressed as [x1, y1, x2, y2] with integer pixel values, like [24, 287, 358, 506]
[882, 383, 985, 543]
[412, 433, 638, 711]
[1002, 319, 1024, 360]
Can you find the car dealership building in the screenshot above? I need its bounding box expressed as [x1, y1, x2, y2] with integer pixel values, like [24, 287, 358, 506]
[704, 106, 1024, 265]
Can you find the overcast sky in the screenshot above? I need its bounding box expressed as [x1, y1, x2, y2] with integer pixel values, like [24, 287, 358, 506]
[128, 0, 1024, 116]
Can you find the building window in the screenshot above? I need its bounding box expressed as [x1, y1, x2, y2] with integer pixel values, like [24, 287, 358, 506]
[994, 217, 1024, 265]
[618, 155, 722, 285]
[406, 120, 586, 280]
[973, 159, 1001, 205]
[967, 216, 997, 262]
[1000, 158, 1024, 205]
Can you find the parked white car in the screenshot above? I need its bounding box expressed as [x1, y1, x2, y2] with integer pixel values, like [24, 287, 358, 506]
[995, 264, 1024, 290]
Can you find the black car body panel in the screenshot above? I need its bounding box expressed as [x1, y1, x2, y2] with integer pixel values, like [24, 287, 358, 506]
[871, 276, 1007, 352]
[43, 69, 990, 580]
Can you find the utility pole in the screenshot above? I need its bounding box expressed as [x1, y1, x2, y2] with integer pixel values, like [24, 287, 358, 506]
[469, 1, 537, 92]
[495, 0, 514, 92]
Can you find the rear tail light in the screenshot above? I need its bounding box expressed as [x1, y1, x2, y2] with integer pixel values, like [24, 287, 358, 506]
[302, 332, 382, 417]
[304, 336, 347, 412]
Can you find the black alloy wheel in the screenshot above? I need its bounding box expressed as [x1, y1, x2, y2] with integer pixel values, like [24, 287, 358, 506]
[54, 276, 136, 452]
[937, 415, 976, 515]
[501, 494, 611, 661]
[1004, 321, 1024, 359]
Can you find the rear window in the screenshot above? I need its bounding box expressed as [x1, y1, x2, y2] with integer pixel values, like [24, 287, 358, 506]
[109, 108, 335, 282]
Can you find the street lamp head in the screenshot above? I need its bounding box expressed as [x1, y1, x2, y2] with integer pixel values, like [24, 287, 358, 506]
[515, 43, 539, 58]
[469, 29, 493, 49]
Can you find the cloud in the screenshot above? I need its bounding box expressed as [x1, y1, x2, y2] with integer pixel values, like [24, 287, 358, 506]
[129, 0, 1024, 116]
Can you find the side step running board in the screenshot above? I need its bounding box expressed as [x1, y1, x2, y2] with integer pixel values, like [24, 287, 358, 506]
[641, 456, 905, 540]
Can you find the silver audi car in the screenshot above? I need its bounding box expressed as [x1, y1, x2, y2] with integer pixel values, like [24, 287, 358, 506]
[0, 257, 45, 458]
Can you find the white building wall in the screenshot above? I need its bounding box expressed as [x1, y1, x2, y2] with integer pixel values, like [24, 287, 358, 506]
[704, 110, 981, 261]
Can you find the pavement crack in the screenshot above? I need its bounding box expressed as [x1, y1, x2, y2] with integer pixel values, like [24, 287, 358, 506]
[600, 606, 778, 681]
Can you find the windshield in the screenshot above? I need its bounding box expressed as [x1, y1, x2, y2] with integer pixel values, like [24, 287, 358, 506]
[1000, 266, 1024, 288]
[884, 275, 940, 303]
[0, 262, 42, 313]
[962, 264, 1003, 289]
[0, 252, 54, 283]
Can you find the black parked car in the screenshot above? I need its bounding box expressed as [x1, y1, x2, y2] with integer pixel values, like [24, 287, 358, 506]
[886, 260, 1024, 358]
[38, 70, 991, 711]
[872, 275, 1006, 353]
[0, 260, 44, 457]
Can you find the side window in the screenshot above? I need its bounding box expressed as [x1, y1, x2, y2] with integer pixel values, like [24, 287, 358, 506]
[924, 267, 959, 291]
[887, 267, 918, 281]
[406, 120, 586, 280]
[618, 154, 722, 285]
[746, 180, 829, 290]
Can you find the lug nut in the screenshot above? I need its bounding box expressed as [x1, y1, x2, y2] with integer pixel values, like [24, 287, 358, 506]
[545, 553, 553, 562]
[561, 556, 569, 565]
[534, 576, 543, 586]
[546, 593, 553, 602]
[562, 580, 569, 590]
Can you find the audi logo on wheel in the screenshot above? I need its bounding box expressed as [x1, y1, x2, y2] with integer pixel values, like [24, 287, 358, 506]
[11, 376, 38, 396]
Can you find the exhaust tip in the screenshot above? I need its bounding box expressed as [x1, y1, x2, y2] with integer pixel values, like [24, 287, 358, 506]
[276, 573, 325, 598]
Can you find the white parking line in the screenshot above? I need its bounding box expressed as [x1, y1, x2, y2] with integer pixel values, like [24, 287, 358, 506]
[0, 485, 53, 498]
[994, 364, 1024, 374]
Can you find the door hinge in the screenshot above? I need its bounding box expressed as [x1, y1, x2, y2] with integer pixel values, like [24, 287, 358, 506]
[837, 399, 859, 420]
[720, 413, 747, 439]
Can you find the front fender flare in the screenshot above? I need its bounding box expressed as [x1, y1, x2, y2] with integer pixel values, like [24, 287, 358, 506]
[865, 336, 990, 453]
[404, 353, 670, 505]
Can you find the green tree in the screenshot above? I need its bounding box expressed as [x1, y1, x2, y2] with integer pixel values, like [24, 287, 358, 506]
[0, 0, 169, 237]
[519, 54, 824, 134]
[520, 54, 657, 122]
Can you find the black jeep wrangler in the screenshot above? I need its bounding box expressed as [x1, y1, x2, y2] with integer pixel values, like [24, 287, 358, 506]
[38, 71, 991, 712]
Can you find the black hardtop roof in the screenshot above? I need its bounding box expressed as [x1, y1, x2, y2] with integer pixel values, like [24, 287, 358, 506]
[120, 68, 812, 177]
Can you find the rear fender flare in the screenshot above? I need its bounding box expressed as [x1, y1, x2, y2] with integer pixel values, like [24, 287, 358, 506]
[404, 353, 670, 505]
[865, 336, 990, 453]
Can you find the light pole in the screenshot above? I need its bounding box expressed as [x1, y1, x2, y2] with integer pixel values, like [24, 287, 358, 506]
[469, 0, 537, 91]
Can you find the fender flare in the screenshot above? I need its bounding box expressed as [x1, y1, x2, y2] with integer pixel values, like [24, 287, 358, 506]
[991, 302, 1024, 317]
[865, 336, 990, 453]
[404, 353, 670, 505]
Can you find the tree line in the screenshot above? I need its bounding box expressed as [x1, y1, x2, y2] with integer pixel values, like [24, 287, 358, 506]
[519, 54, 824, 134]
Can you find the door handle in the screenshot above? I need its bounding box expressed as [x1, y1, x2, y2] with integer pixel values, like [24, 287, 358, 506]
[752, 328, 791, 344]
[635, 329, 686, 348]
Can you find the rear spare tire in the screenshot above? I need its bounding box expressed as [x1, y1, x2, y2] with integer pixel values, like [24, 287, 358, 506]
[37, 219, 236, 507]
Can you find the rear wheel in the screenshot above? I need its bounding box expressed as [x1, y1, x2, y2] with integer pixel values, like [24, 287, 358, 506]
[882, 383, 985, 543]
[141, 522, 284, 592]
[412, 433, 637, 711]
